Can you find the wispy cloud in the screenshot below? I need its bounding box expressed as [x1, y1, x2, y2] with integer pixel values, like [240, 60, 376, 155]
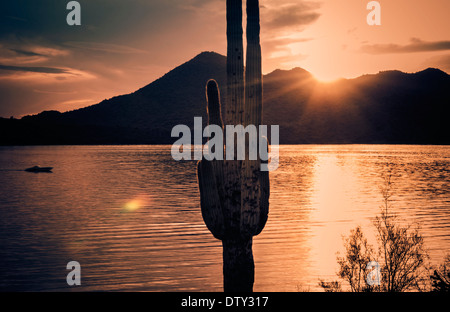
[263, 1, 321, 30]
[0, 64, 96, 82]
[178, 0, 222, 11]
[264, 37, 313, 53]
[0, 43, 70, 65]
[260, 1, 321, 66]
[361, 38, 450, 54]
[9, 49, 45, 57]
[0, 64, 69, 74]
[263, 36, 313, 65]
[64, 42, 148, 54]
[33, 89, 77, 95]
[4, 15, 28, 22]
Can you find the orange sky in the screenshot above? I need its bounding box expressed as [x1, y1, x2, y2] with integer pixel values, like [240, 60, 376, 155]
[0, 0, 449, 117]
[276, 0, 450, 81]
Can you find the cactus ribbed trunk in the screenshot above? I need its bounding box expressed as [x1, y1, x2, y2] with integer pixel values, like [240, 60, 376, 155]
[224, 0, 251, 291]
[241, 0, 264, 240]
[197, 0, 268, 292]
[224, 0, 244, 242]
[223, 238, 254, 292]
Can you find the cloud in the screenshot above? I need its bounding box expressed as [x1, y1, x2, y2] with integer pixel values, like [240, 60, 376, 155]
[178, 0, 222, 11]
[263, 37, 313, 59]
[0, 64, 96, 82]
[259, 1, 321, 70]
[262, 1, 322, 30]
[5, 16, 28, 22]
[9, 49, 45, 57]
[361, 38, 450, 54]
[64, 42, 147, 54]
[264, 37, 313, 51]
[33, 89, 77, 95]
[0, 42, 70, 65]
[0, 64, 69, 74]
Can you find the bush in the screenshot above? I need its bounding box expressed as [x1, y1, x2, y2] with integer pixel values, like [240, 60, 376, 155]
[336, 226, 374, 292]
[320, 175, 429, 292]
[431, 255, 450, 292]
[373, 175, 429, 291]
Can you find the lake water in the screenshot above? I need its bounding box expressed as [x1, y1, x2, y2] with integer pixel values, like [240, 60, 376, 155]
[0, 145, 449, 291]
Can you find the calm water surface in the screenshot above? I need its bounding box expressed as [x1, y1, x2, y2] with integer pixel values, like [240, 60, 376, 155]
[0, 145, 449, 291]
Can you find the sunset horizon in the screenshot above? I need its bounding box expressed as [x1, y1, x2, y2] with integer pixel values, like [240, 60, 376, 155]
[4, 49, 450, 118]
[1, 0, 449, 117]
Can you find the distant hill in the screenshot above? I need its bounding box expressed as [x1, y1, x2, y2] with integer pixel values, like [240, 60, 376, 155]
[1, 51, 449, 145]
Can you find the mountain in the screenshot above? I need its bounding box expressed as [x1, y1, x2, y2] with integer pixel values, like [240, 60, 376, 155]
[1, 51, 449, 145]
[264, 67, 450, 144]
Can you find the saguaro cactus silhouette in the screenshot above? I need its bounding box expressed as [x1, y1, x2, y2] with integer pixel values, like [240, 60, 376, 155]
[197, 0, 269, 292]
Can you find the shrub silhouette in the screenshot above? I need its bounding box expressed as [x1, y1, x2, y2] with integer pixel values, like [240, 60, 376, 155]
[431, 255, 450, 292]
[320, 175, 429, 292]
[336, 226, 375, 292]
[373, 175, 429, 291]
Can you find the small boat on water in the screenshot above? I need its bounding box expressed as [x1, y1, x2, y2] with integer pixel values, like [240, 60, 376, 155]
[25, 166, 53, 173]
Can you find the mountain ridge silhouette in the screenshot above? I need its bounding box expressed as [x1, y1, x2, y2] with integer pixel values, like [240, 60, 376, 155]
[1, 51, 449, 145]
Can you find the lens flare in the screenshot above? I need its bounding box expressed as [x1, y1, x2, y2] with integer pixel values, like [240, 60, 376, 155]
[122, 194, 151, 212]
[124, 199, 141, 212]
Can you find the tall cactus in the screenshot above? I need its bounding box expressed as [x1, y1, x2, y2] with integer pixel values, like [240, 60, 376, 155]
[197, 0, 269, 292]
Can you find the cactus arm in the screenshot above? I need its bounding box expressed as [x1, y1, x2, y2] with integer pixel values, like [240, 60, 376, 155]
[205, 80, 226, 207]
[198, 80, 226, 240]
[197, 160, 225, 240]
[206, 80, 223, 128]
